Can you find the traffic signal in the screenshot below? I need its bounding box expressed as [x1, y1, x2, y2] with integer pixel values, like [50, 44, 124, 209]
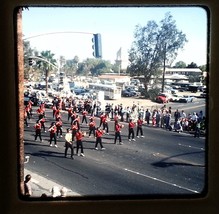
[28, 58, 33, 66]
[92, 33, 102, 58]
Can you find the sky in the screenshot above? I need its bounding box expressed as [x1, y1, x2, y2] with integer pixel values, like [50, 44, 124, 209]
[22, 7, 208, 67]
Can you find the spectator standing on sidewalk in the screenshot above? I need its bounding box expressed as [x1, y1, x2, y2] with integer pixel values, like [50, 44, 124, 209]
[156, 110, 161, 127]
[64, 128, 74, 159]
[126, 107, 131, 122]
[95, 127, 105, 150]
[174, 109, 181, 123]
[145, 109, 151, 125]
[152, 110, 157, 126]
[165, 112, 171, 130]
[24, 174, 32, 197]
[194, 118, 201, 138]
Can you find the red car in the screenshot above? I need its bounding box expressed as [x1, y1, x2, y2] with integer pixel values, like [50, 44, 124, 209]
[155, 93, 169, 103]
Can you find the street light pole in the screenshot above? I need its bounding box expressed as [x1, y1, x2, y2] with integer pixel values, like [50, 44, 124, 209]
[29, 55, 59, 94]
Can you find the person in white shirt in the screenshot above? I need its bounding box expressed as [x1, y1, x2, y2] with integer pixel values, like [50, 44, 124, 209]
[64, 128, 74, 159]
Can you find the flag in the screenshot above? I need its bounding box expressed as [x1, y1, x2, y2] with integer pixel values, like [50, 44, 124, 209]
[116, 47, 122, 60]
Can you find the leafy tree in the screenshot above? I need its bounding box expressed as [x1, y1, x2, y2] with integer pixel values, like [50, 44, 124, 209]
[36, 50, 57, 93]
[173, 61, 187, 68]
[77, 58, 96, 76]
[199, 64, 206, 72]
[90, 60, 112, 76]
[63, 56, 79, 78]
[187, 62, 198, 68]
[77, 58, 112, 76]
[128, 12, 187, 95]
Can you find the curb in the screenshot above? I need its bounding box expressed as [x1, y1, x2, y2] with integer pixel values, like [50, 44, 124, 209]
[24, 168, 80, 197]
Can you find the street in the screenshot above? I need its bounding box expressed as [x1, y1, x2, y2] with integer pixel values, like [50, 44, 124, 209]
[24, 98, 206, 197]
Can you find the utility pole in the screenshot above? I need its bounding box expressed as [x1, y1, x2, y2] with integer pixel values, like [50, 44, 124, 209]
[161, 43, 167, 93]
[17, 7, 25, 195]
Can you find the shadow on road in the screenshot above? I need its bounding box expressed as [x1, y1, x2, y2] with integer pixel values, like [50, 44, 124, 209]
[151, 151, 205, 168]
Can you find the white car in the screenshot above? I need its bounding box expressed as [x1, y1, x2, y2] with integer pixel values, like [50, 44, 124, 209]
[169, 94, 182, 102]
[178, 95, 194, 103]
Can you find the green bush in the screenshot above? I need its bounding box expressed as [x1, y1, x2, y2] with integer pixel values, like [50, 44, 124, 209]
[141, 88, 160, 100]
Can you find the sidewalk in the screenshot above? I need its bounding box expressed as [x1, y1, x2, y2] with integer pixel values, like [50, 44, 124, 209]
[24, 168, 80, 197]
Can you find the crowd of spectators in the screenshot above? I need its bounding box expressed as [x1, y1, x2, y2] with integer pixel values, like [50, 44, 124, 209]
[51, 96, 205, 138]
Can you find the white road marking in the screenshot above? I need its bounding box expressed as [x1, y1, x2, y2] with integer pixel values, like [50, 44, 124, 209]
[124, 168, 199, 194]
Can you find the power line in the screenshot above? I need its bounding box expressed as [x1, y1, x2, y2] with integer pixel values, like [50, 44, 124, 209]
[23, 31, 94, 40]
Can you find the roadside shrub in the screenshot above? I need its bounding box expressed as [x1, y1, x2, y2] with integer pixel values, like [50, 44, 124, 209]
[149, 88, 160, 101]
[142, 88, 160, 100]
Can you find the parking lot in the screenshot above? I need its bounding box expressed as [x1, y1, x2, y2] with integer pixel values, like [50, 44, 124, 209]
[103, 91, 203, 109]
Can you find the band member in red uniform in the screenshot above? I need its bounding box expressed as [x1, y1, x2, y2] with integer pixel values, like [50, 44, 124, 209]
[81, 109, 88, 124]
[136, 116, 144, 138]
[34, 120, 42, 142]
[25, 105, 31, 120]
[128, 119, 136, 141]
[70, 111, 77, 125]
[74, 115, 80, 130]
[36, 106, 45, 120]
[88, 117, 96, 138]
[48, 122, 57, 147]
[55, 109, 61, 121]
[24, 108, 29, 127]
[99, 112, 105, 128]
[102, 114, 109, 134]
[114, 113, 119, 131]
[55, 118, 63, 138]
[75, 129, 86, 157]
[95, 127, 105, 150]
[67, 105, 73, 121]
[27, 100, 34, 118]
[52, 105, 57, 118]
[71, 120, 78, 142]
[39, 117, 46, 132]
[114, 120, 124, 145]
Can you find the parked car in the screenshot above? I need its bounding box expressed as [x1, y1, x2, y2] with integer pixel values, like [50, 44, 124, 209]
[178, 95, 194, 103]
[200, 92, 207, 98]
[72, 87, 86, 95]
[169, 94, 182, 102]
[155, 93, 170, 103]
[122, 89, 134, 97]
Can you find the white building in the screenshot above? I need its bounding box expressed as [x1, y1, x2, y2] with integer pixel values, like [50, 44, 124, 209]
[165, 68, 202, 76]
[98, 74, 131, 89]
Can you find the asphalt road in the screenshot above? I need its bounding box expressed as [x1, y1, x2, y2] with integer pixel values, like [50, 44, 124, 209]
[24, 99, 206, 198]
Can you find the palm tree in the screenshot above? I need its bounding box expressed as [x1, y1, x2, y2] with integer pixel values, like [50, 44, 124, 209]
[36, 50, 57, 93]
